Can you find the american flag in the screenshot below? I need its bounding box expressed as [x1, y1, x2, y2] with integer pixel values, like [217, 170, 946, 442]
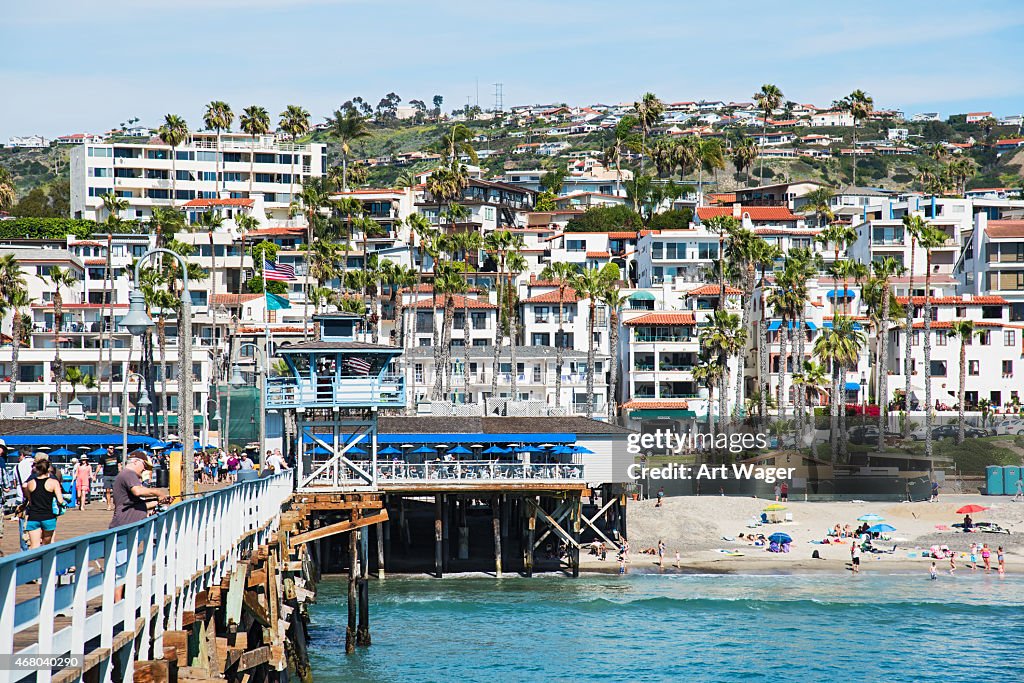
[264, 260, 296, 281]
[344, 356, 372, 375]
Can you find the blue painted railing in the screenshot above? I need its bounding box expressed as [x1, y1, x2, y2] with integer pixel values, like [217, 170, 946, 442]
[0, 472, 293, 683]
[265, 374, 405, 408]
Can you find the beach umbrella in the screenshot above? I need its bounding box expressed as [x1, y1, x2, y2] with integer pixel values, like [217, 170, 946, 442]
[412, 445, 436, 455]
[768, 532, 792, 544]
[483, 446, 506, 454]
[88, 447, 107, 456]
[379, 446, 401, 456]
[764, 504, 787, 511]
[50, 448, 75, 457]
[955, 505, 988, 514]
[448, 445, 472, 455]
[309, 446, 331, 456]
[514, 445, 533, 453]
[551, 446, 572, 455]
[150, 441, 168, 450]
[347, 445, 368, 455]
[867, 524, 896, 534]
[571, 445, 594, 454]
[857, 513, 884, 522]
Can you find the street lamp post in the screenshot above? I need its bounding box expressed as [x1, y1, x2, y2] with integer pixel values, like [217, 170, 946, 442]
[121, 371, 151, 461]
[231, 342, 266, 462]
[121, 248, 195, 495]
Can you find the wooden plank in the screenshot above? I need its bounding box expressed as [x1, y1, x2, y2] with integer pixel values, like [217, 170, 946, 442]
[247, 569, 267, 588]
[134, 660, 170, 683]
[243, 590, 271, 627]
[163, 630, 190, 662]
[288, 510, 389, 547]
[207, 586, 222, 607]
[226, 567, 247, 626]
[181, 610, 197, 627]
[238, 646, 271, 671]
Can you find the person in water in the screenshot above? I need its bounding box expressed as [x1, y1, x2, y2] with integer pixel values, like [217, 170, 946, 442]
[929, 562, 938, 580]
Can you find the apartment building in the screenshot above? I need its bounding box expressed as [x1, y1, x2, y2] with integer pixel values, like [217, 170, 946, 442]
[959, 216, 1024, 321]
[418, 178, 536, 231]
[70, 132, 327, 223]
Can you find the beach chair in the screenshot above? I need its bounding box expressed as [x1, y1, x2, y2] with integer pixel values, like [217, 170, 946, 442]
[784, 513, 793, 522]
[760, 512, 770, 525]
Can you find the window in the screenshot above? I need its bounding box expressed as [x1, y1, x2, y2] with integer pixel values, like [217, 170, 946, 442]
[224, 172, 243, 182]
[936, 332, 947, 346]
[912, 331, 920, 346]
[982, 305, 1002, 319]
[652, 242, 663, 259]
[1005, 330, 1016, 346]
[146, 149, 168, 160]
[176, 170, 193, 181]
[929, 360, 947, 377]
[955, 306, 966, 318]
[277, 154, 295, 165]
[531, 333, 550, 346]
[88, 187, 113, 197]
[969, 360, 979, 375]
[1003, 360, 1013, 377]
[534, 306, 550, 324]
[148, 189, 169, 199]
[254, 153, 275, 164]
[484, 207, 495, 221]
[201, 171, 216, 182]
[88, 167, 111, 177]
[196, 151, 217, 162]
[176, 151, 195, 161]
[697, 243, 718, 260]
[223, 152, 242, 163]
[255, 173, 274, 184]
[88, 147, 113, 157]
[979, 332, 991, 346]
[567, 240, 586, 252]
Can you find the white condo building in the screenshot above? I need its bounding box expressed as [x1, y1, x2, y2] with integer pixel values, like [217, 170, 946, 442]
[70, 132, 327, 223]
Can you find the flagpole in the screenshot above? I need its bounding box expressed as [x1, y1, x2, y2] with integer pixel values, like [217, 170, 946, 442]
[263, 261, 272, 372]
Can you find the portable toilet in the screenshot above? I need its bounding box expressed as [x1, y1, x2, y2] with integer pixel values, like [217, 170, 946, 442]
[985, 466, 1004, 495]
[1004, 466, 1022, 496]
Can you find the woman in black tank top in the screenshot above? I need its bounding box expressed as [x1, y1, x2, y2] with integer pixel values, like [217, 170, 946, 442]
[24, 458, 62, 548]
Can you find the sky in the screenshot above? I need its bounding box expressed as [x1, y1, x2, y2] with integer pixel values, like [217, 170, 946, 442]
[2, 0, 1024, 139]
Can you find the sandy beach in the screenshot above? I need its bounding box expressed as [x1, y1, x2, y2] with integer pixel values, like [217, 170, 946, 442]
[582, 494, 1023, 574]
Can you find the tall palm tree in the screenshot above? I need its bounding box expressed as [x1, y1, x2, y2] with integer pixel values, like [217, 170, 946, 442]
[753, 84, 783, 181]
[695, 138, 725, 202]
[435, 124, 479, 166]
[601, 288, 629, 420]
[702, 309, 747, 429]
[693, 355, 724, 434]
[364, 253, 385, 344]
[325, 108, 372, 191]
[572, 266, 615, 418]
[918, 224, 951, 461]
[5, 286, 32, 402]
[240, 105, 271, 196]
[101, 192, 128, 225]
[382, 262, 418, 347]
[505, 252, 528, 401]
[431, 261, 466, 400]
[731, 135, 759, 186]
[604, 115, 636, 196]
[948, 320, 975, 445]
[786, 248, 819, 435]
[335, 196, 365, 290]
[278, 104, 311, 207]
[46, 266, 78, 412]
[725, 226, 759, 415]
[484, 230, 517, 400]
[814, 315, 865, 462]
[867, 256, 905, 450]
[633, 93, 664, 173]
[158, 114, 188, 209]
[451, 229, 483, 400]
[0, 255, 27, 398]
[753, 240, 782, 423]
[815, 222, 857, 313]
[203, 101, 233, 192]
[296, 178, 330, 338]
[802, 187, 835, 228]
[901, 214, 927, 437]
[540, 261, 579, 409]
[767, 272, 796, 423]
[837, 90, 874, 186]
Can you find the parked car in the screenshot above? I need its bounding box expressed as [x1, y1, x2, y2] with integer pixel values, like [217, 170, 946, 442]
[993, 418, 1024, 436]
[848, 425, 901, 445]
[913, 424, 991, 441]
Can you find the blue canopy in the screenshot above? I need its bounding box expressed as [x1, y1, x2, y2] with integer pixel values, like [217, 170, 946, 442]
[309, 446, 331, 455]
[412, 445, 436, 454]
[448, 445, 472, 455]
[824, 321, 863, 330]
[88, 447, 108, 456]
[767, 321, 817, 331]
[50, 448, 75, 457]
[483, 446, 506, 454]
[845, 382, 861, 391]
[551, 446, 573, 454]
[868, 523, 896, 533]
[379, 446, 401, 455]
[347, 445, 368, 455]
[150, 441, 169, 450]
[377, 433, 574, 445]
[0, 434, 161, 447]
[826, 289, 856, 298]
[572, 445, 594, 454]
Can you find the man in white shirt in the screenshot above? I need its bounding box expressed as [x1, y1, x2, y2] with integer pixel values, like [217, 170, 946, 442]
[239, 454, 255, 471]
[264, 451, 288, 474]
[13, 450, 35, 551]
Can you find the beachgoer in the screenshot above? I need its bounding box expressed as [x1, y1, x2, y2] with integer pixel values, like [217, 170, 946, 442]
[929, 562, 938, 580]
[997, 546, 1005, 575]
[1015, 478, 1024, 502]
[774, 484, 781, 502]
[949, 553, 956, 575]
[75, 457, 94, 510]
[101, 446, 120, 511]
[13, 450, 35, 551]
[930, 480, 939, 502]
[780, 482, 788, 502]
[656, 487, 664, 508]
[963, 514, 973, 532]
[969, 543, 978, 571]
[239, 453, 255, 471]
[981, 544, 992, 572]
[657, 539, 666, 567]
[851, 541, 861, 573]
[22, 457, 63, 549]
[674, 551, 681, 568]
[109, 453, 168, 600]
[265, 450, 288, 474]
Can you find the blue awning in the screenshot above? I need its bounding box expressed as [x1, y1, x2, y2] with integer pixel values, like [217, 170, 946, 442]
[845, 382, 861, 391]
[826, 289, 856, 298]
[767, 321, 817, 331]
[823, 321, 863, 330]
[630, 291, 656, 300]
[0, 434, 160, 447]
[378, 433, 575, 445]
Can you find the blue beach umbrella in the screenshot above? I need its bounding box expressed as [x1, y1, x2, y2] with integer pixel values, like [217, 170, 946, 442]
[483, 446, 506, 455]
[150, 441, 168, 450]
[88, 447, 107, 456]
[448, 445, 472, 455]
[50, 448, 75, 457]
[570, 445, 594, 454]
[309, 446, 331, 456]
[347, 445, 368, 455]
[857, 513, 884, 522]
[379, 446, 401, 456]
[768, 532, 793, 544]
[412, 446, 436, 455]
[867, 524, 896, 534]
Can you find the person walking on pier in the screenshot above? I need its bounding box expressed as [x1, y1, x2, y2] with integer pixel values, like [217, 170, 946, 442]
[22, 456, 64, 549]
[75, 457, 94, 511]
[101, 446, 120, 511]
[13, 450, 35, 551]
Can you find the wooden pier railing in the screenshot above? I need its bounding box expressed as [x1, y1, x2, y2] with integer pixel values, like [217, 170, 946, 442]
[0, 472, 294, 683]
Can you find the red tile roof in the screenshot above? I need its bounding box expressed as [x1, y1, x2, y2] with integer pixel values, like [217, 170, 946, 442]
[686, 284, 742, 296]
[72, 241, 106, 247]
[84, 258, 107, 265]
[523, 289, 581, 304]
[896, 296, 1008, 305]
[622, 399, 690, 410]
[183, 198, 254, 208]
[210, 293, 263, 305]
[910, 321, 1014, 329]
[985, 221, 1024, 239]
[247, 227, 305, 237]
[586, 251, 611, 258]
[401, 283, 485, 294]
[754, 227, 820, 236]
[608, 231, 654, 239]
[706, 193, 737, 205]
[408, 294, 496, 310]
[696, 206, 799, 222]
[624, 312, 697, 326]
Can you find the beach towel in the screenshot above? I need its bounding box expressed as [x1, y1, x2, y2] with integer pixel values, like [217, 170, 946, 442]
[714, 549, 744, 556]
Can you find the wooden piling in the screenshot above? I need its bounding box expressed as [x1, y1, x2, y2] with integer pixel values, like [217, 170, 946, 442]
[376, 522, 386, 579]
[492, 495, 502, 577]
[441, 494, 450, 573]
[356, 577, 371, 646]
[346, 524, 358, 654]
[525, 497, 536, 577]
[434, 495, 443, 578]
[571, 494, 581, 578]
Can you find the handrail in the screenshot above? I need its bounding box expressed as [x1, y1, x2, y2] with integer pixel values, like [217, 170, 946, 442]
[0, 472, 293, 683]
[303, 460, 585, 485]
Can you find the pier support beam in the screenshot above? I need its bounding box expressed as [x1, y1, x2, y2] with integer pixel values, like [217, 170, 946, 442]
[492, 495, 502, 578]
[376, 522, 386, 580]
[571, 495, 581, 578]
[525, 496, 536, 577]
[458, 496, 469, 560]
[346, 524, 358, 653]
[434, 495, 443, 578]
[442, 494, 450, 573]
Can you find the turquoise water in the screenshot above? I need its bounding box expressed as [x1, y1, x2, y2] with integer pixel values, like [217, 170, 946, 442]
[308, 572, 1024, 682]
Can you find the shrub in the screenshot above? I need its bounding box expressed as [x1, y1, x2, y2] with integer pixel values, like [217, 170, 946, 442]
[0, 217, 97, 239]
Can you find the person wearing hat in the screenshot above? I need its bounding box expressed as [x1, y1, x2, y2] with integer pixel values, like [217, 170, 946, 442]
[108, 452, 164, 531]
[74, 457, 95, 511]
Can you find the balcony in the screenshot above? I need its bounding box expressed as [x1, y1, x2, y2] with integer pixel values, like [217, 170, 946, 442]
[303, 460, 586, 488]
[265, 374, 406, 409]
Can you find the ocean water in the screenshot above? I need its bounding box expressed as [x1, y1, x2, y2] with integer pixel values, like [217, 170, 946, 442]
[307, 572, 1024, 682]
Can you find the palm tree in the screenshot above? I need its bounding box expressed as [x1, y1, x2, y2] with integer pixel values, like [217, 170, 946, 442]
[484, 230, 517, 400]
[435, 124, 479, 166]
[505, 252, 528, 401]
[149, 284, 178, 439]
[46, 266, 78, 412]
[324, 107, 372, 191]
[786, 249, 819, 434]
[158, 114, 188, 209]
[948, 320, 975, 445]
[702, 309, 747, 428]
[815, 222, 857, 313]
[633, 93, 664, 173]
[802, 187, 835, 228]
[64, 367, 95, 403]
[540, 261, 579, 409]
[867, 256, 905, 450]
[753, 84, 783, 181]
[767, 274, 795, 423]
[0, 166, 15, 211]
[384, 262, 418, 347]
[901, 214, 927, 437]
[431, 261, 466, 400]
[240, 105, 271, 196]
[814, 315, 865, 462]
[837, 90, 873, 185]
[5, 286, 32, 401]
[731, 136, 759, 186]
[601, 288, 629, 420]
[572, 266, 613, 419]
[753, 240, 782, 422]
[604, 116, 636, 196]
[795, 360, 828, 414]
[695, 138, 725, 202]
[101, 192, 128, 225]
[918, 224, 951, 461]
[278, 104, 311, 207]
[335, 196, 365, 290]
[693, 355, 724, 434]
[203, 101, 234, 192]
[364, 253, 385, 344]
[451, 230, 483, 399]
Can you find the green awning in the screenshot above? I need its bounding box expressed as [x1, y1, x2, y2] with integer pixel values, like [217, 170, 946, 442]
[630, 291, 656, 300]
[629, 409, 697, 419]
